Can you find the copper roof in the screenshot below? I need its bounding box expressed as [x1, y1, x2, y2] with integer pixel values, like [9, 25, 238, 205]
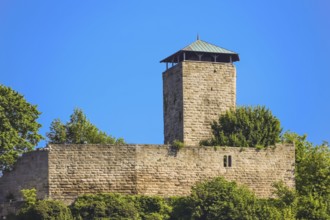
[160, 39, 239, 63]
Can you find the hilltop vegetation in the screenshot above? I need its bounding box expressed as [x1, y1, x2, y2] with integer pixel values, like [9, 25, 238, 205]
[201, 106, 282, 148]
[0, 85, 43, 172]
[0, 86, 124, 173]
[47, 108, 124, 145]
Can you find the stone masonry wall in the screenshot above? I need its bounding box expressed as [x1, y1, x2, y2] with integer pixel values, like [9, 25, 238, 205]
[0, 144, 295, 207]
[163, 63, 184, 144]
[48, 145, 137, 202]
[136, 144, 295, 197]
[0, 149, 49, 203]
[182, 61, 236, 146]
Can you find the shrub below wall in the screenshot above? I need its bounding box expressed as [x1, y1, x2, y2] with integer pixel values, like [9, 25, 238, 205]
[9, 176, 329, 220]
[16, 200, 73, 220]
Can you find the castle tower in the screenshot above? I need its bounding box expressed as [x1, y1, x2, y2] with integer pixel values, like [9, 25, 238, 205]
[161, 39, 239, 146]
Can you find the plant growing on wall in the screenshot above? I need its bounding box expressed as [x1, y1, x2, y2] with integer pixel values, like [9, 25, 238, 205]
[21, 188, 37, 207]
[0, 85, 43, 172]
[200, 106, 282, 148]
[47, 108, 124, 145]
[172, 140, 185, 150]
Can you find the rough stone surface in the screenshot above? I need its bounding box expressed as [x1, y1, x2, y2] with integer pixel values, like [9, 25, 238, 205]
[0, 144, 295, 206]
[163, 61, 236, 146]
[0, 149, 49, 202]
[163, 63, 183, 144]
[48, 145, 137, 202]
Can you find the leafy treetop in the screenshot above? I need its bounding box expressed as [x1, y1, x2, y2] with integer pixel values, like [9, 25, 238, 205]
[47, 108, 124, 145]
[282, 131, 330, 198]
[0, 85, 43, 172]
[201, 106, 282, 148]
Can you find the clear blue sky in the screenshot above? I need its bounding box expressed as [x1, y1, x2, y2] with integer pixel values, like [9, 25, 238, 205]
[1, 1, 329, 147]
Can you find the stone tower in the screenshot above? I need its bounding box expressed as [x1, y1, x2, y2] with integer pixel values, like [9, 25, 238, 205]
[161, 39, 239, 146]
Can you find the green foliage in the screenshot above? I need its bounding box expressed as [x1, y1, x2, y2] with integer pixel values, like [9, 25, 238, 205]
[47, 108, 125, 145]
[47, 119, 67, 144]
[172, 140, 184, 150]
[0, 85, 43, 171]
[282, 132, 330, 198]
[296, 194, 330, 220]
[189, 177, 258, 219]
[254, 199, 282, 220]
[21, 188, 37, 207]
[17, 200, 73, 220]
[168, 196, 194, 220]
[271, 182, 297, 219]
[13, 174, 329, 220]
[201, 106, 282, 148]
[70, 193, 139, 220]
[281, 131, 330, 219]
[134, 195, 172, 220]
[70, 193, 172, 220]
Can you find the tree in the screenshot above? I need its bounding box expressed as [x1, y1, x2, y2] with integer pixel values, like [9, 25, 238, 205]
[0, 85, 43, 172]
[70, 193, 139, 219]
[188, 177, 283, 220]
[201, 106, 282, 148]
[17, 200, 73, 220]
[282, 132, 330, 197]
[282, 131, 330, 219]
[47, 108, 124, 145]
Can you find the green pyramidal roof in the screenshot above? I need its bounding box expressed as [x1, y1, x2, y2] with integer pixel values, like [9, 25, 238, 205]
[182, 40, 237, 54]
[160, 39, 239, 63]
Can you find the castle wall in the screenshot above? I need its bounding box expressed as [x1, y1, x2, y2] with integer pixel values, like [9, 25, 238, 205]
[0, 149, 49, 203]
[182, 61, 236, 146]
[0, 144, 295, 206]
[136, 144, 295, 197]
[48, 145, 137, 202]
[163, 63, 184, 144]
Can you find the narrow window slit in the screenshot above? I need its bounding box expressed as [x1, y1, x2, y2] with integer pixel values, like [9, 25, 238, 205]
[224, 155, 232, 167]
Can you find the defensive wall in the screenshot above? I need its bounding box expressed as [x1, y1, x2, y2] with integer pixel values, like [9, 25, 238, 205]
[0, 143, 295, 206]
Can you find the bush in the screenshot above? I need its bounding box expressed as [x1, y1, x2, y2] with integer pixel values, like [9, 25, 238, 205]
[172, 140, 184, 150]
[133, 195, 171, 220]
[17, 200, 73, 220]
[201, 106, 282, 148]
[168, 196, 194, 220]
[70, 193, 139, 220]
[21, 188, 37, 207]
[271, 182, 297, 219]
[281, 132, 330, 219]
[254, 199, 282, 220]
[296, 194, 330, 220]
[189, 177, 258, 219]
